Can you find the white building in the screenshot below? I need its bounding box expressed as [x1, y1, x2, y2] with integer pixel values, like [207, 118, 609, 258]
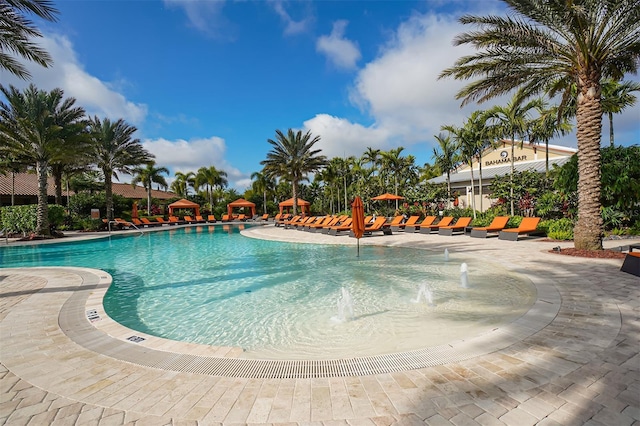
[429, 140, 577, 212]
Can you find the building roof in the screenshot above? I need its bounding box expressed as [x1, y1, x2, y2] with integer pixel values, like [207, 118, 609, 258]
[0, 172, 177, 200]
[429, 157, 572, 185]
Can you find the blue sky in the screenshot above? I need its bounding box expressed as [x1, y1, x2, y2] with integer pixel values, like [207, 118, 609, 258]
[2, 0, 639, 190]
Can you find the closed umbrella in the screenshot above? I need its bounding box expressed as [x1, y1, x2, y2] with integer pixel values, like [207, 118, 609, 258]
[351, 196, 365, 257]
[131, 201, 138, 219]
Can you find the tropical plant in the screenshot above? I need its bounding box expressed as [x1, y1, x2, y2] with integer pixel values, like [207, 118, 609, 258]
[0, 0, 58, 79]
[486, 95, 541, 216]
[431, 133, 458, 208]
[529, 102, 573, 174]
[88, 116, 153, 221]
[195, 166, 228, 207]
[600, 79, 640, 146]
[441, 123, 479, 216]
[260, 129, 328, 215]
[250, 170, 275, 215]
[171, 171, 195, 198]
[0, 84, 86, 235]
[131, 161, 169, 213]
[440, 0, 640, 250]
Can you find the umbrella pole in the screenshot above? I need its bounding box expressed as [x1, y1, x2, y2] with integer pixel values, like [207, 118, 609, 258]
[357, 239, 360, 257]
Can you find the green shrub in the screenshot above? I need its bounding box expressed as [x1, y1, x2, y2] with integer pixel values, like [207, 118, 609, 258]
[0, 204, 67, 235]
[547, 218, 574, 240]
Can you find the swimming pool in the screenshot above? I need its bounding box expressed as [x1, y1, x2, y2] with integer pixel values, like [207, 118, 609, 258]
[0, 225, 536, 359]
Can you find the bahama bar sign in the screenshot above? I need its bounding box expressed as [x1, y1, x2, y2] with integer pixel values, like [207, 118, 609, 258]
[485, 150, 527, 166]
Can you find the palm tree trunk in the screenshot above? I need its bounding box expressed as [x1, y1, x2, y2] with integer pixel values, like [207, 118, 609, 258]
[36, 160, 50, 236]
[574, 83, 604, 250]
[54, 170, 63, 205]
[469, 163, 476, 219]
[105, 170, 114, 221]
[147, 186, 152, 213]
[545, 139, 549, 175]
[446, 172, 451, 209]
[11, 171, 15, 206]
[510, 136, 515, 216]
[608, 112, 614, 147]
[263, 190, 267, 215]
[478, 155, 483, 212]
[292, 181, 299, 215]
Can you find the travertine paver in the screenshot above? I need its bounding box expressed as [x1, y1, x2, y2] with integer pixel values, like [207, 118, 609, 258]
[1, 226, 639, 425]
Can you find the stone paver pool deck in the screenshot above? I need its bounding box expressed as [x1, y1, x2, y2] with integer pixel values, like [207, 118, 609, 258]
[0, 224, 638, 425]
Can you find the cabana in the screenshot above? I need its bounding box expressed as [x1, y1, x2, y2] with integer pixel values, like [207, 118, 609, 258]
[227, 198, 256, 218]
[279, 197, 310, 215]
[168, 198, 200, 217]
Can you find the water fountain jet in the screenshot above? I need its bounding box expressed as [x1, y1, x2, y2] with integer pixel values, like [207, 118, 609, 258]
[460, 263, 469, 288]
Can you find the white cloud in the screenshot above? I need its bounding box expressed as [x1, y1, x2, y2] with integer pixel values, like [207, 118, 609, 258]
[269, 0, 311, 35]
[316, 20, 361, 70]
[0, 34, 148, 125]
[142, 136, 247, 188]
[163, 0, 227, 36]
[348, 12, 481, 148]
[302, 114, 391, 159]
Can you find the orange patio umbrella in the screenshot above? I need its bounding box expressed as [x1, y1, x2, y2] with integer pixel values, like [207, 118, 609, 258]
[371, 192, 404, 201]
[351, 196, 365, 257]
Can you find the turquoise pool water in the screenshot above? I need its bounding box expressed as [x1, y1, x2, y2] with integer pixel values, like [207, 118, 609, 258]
[0, 225, 535, 359]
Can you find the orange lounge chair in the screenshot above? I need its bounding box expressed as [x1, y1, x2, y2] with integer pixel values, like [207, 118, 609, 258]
[358, 216, 392, 236]
[237, 214, 247, 221]
[292, 216, 316, 229]
[221, 214, 232, 222]
[194, 215, 207, 223]
[155, 217, 172, 225]
[282, 215, 302, 228]
[304, 216, 334, 232]
[391, 215, 420, 232]
[387, 216, 404, 227]
[131, 218, 143, 226]
[419, 216, 454, 234]
[320, 215, 349, 234]
[169, 216, 185, 225]
[470, 216, 510, 238]
[498, 217, 542, 241]
[184, 216, 196, 223]
[405, 216, 436, 233]
[327, 218, 353, 235]
[621, 250, 640, 277]
[260, 214, 269, 221]
[438, 217, 473, 236]
[207, 215, 217, 223]
[140, 217, 162, 227]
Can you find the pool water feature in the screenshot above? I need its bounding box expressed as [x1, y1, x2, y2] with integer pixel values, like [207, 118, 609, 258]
[0, 225, 536, 360]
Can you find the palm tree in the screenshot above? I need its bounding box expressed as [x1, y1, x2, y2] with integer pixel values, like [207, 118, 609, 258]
[486, 95, 541, 216]
[600, 79, 640, 147]
[88, 116, 153, 221]
[432, 133, 458, 208]
[380, 147, 406, 210]
[465, 110, 493, 212]
[442, 124, 479, 217]
[529, 103, 573, 174]
[195, 166, 228, 208]
[260, 129, 327, 215]
[131, 161, 169, 213]
[171, 171, 195, 198]
[0, 84, 86, 235]
[0, 0, 58, 79]
[251, 170, 275, 215]
[440, 0, 640, 250]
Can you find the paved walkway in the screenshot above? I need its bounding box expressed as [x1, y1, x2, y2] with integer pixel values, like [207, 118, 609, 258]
[0, 224, 638, 425]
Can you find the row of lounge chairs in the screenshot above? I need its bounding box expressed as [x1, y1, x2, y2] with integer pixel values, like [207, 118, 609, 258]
[274, 213, 543, 241]
[126, 213, 272, 228]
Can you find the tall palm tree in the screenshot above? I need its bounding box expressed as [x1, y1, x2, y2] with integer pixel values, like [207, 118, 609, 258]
[88, 116, 153, 221]
[251, 170, 275, 214]
[486, 95, 541, 216]
[171, 171, 196, 198]
[465, 110, 493, 212]
[442, 124, 479, 217]
[440, 0, 640, 250]
[195, 166, 228, 208]
[600, 79, 640, 147]
[0, 0, 58, 79]
[432, 133, 458, 208]
[380, 147, 406, 210]
[261, 129, 327, 215]
[529, 103, 573, 174]
[131, 161, 169, 213]
[0, 84, 86, 235]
